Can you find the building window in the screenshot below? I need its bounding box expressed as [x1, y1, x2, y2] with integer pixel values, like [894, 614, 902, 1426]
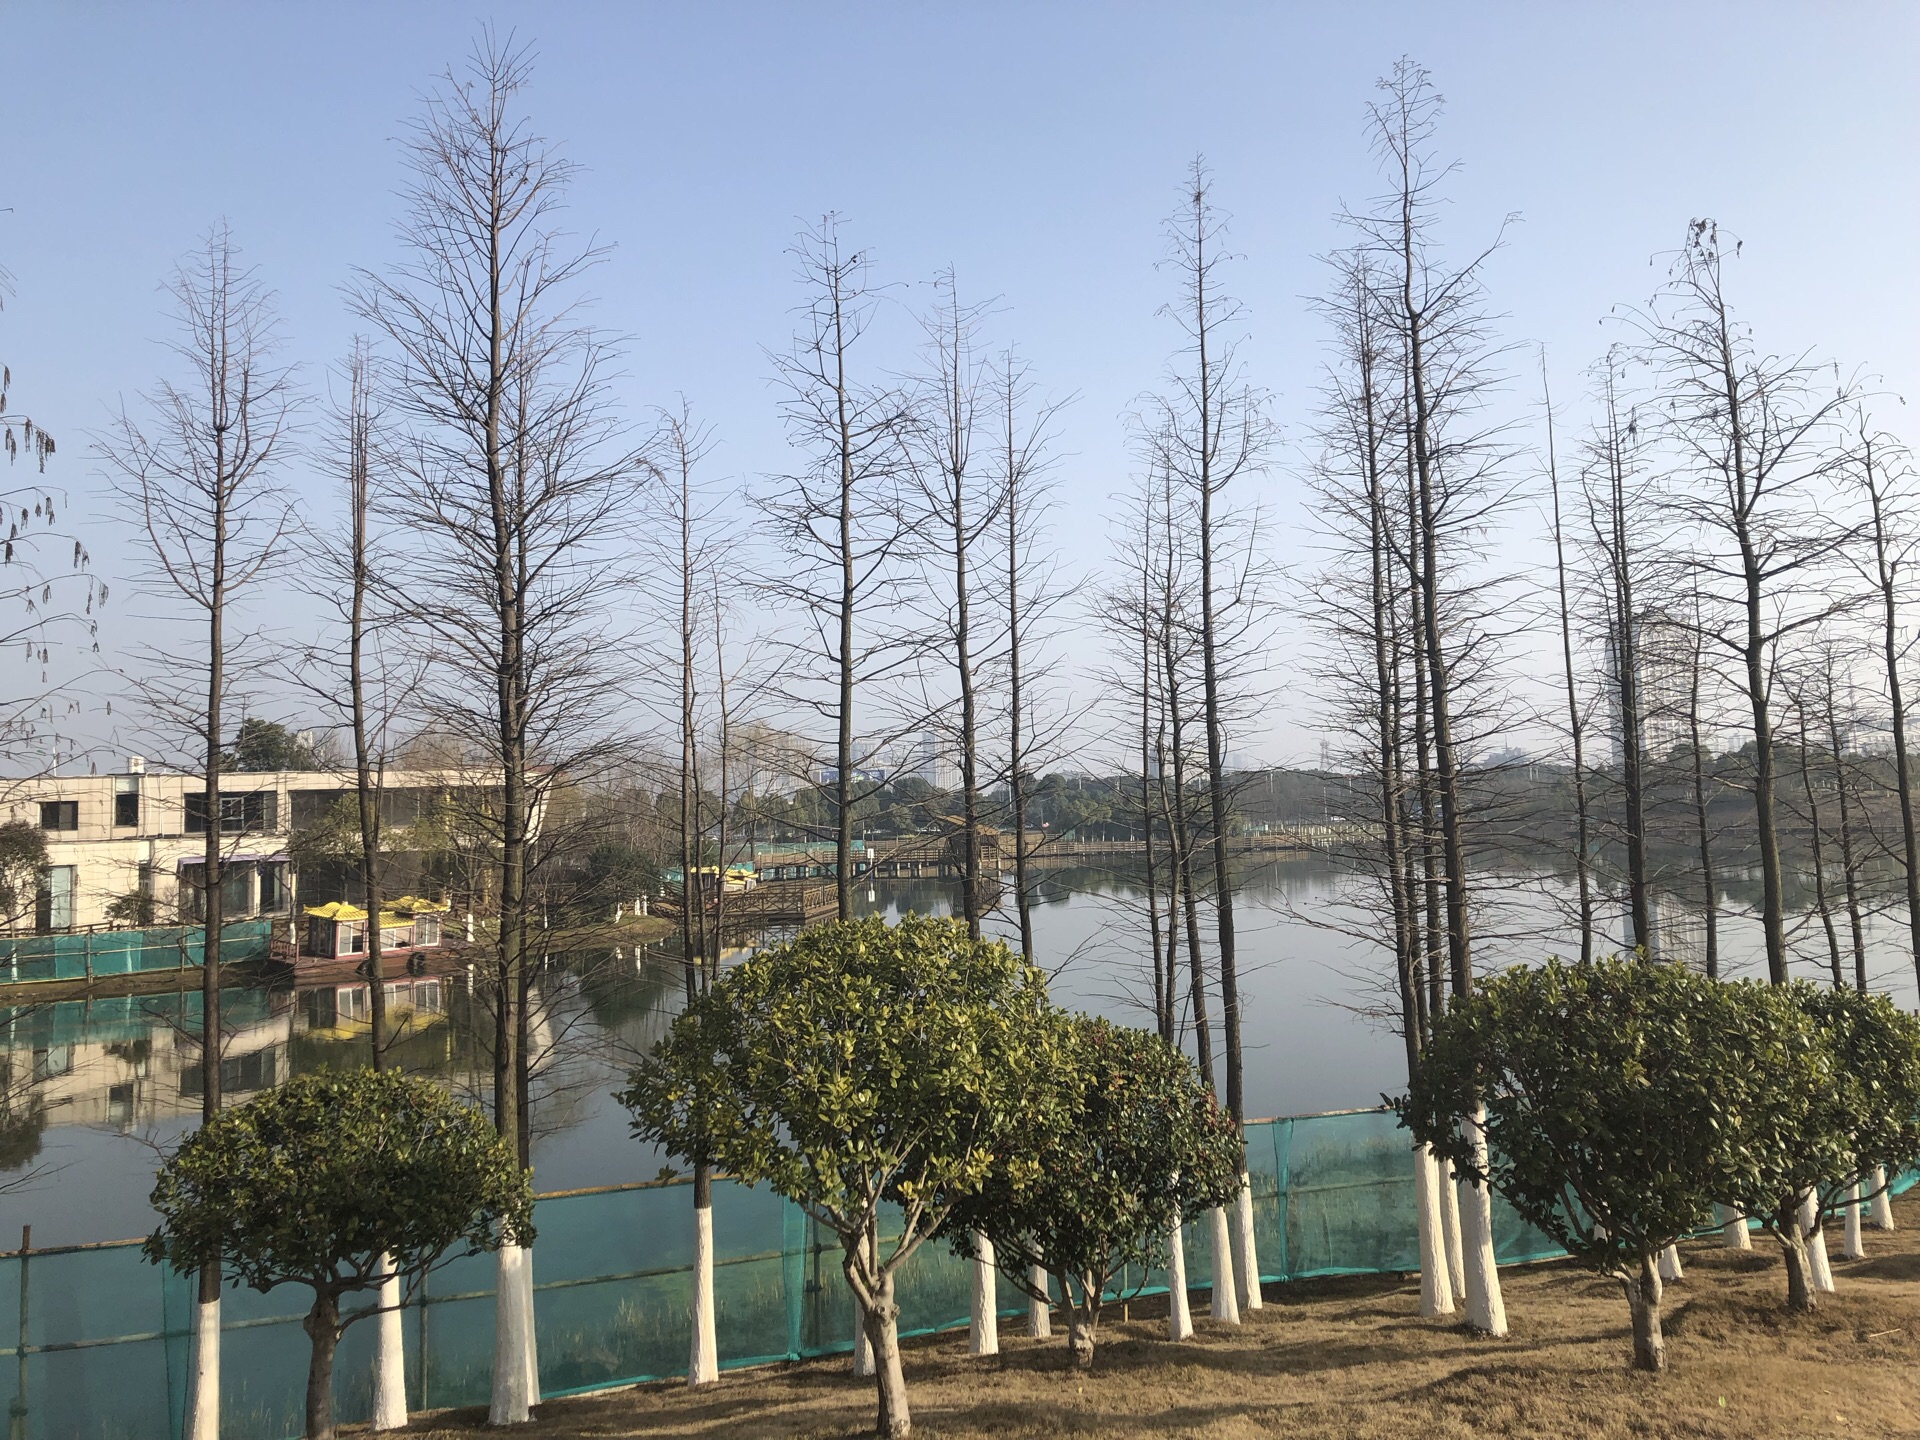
[185, 791, 277, 834]
[39, 801, 77, 832]
[258, 862, 286, 913]
[35, 866, 75, 932]
[113, 781, 140, 828]
[220, 863, 253, 917]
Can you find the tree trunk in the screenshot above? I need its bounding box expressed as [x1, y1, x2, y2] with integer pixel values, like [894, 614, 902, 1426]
[689, 1166, 718, 1386]
[489, 1240, 534, 1423]
[1413, 1142, 1454, 1317]
[1459, 1105, 1507, 1335]
[968, 1232, 998, 1356]
[1717, 1204, 1751, 1251]
[1623, 1253, 1666, 1373]
[1657, 1243, 1683, 1282]
[186, 1292, 221, 1440]
[372, 1252, 407, 1430]
[1781, 1227, 1816, 1314]
[1206, 1206, 1239, 1324]
[1800, 1193, 1835, 1294]
[1869, 1167, 1896, 1231]
[1231, 1172, 1262, 1311]
[862, 1271, 910, 1440]
[1166, 1218, 1193, 1340]
[1438, 1154, 1466, 1304]
[1027, 1264, 1051, 1339]
[302, 1291, 340, 1440]
[852, 1219, 876, 1377]
[1842, 1182, 1865, 1261]
[1066, 1302, 1096, 1370]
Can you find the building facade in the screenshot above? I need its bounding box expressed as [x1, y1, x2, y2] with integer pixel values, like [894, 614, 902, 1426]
[2, 758, 502, 935]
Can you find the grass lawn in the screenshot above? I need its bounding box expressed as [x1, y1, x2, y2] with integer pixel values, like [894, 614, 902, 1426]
[399, 1194, 1920, 1438]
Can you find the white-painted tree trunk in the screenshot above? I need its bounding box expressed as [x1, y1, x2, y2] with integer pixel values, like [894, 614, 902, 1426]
[489, 1241, 534, 1425]
[1206, 1206, 1240, 1324]
[1657, 1243, 1683, 1282]
[853, 1294, 875, 1376]
[1459, 1105, 1507, 1336]
[1842, 1182, 1865, 1261]
[1231, 1173, 1262, 1311]
[1798, 1192, 1836, 1294]
[1027, 1264, 1051, 1339]
[372, 1252, 408, 1430]
[1715, 1203, 1751, 1250]
[1438, 1155, 1466, 1304]
[1166, 1219, 1193, 1341]
[969, 1232, 999, 1356]
[1869, 1166, 1896, 1230]
[1412, 1142, 1454, 1318]
[520, 1242, 539, 1399]
[689, 1201, 719, 1386]
[185, 1297, 220, 1440]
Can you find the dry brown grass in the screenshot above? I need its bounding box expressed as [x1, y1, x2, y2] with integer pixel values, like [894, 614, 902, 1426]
[401, 1196, 1920, 1439]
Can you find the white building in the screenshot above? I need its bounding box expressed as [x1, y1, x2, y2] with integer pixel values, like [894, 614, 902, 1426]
[2, 757, 502, 935]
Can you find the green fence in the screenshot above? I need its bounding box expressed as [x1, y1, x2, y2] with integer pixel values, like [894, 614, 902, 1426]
[0, 920, 275, 984]
[0, 1107, 1907, 1440]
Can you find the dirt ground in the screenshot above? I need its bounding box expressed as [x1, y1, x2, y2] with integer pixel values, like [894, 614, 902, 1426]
[401, 1196, 1920, 1439]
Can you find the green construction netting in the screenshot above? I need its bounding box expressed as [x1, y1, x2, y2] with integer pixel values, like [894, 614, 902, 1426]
[0, 920, 273, 984]
[0, 1109, 1910, 1440]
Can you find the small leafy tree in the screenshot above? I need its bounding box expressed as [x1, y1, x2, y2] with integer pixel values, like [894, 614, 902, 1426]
[1715, 982, 1920, 1314]
[144, 1070, 534, 1440]
[621, 915, 1064, 1440]
[942, 1016, 1241, 1368]
[1403, 958, 1745, 1371]
[0, 820, 46, 931]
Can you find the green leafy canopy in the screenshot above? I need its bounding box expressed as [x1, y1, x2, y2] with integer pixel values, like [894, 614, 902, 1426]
[942, 1015, 1241, 1309]
[619, 915, 1065, 1248]
[144, 1069, 533, 1299]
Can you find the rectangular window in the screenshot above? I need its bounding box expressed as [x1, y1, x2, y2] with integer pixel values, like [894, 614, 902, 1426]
[257, 862, 285, 913]
[39, 801, 77, 832]
[221, 863, 253, 917]
[35, 866, 75, 932]
[185, 791, 277, 834]
[114, 791, 139, 827]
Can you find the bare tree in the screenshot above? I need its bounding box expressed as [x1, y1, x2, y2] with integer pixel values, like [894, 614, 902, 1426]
[990, 353, 1069, 962]
[351, 33, 642, 1424]
[99, 224, 296, 1440]
[1853, 423, 1920, 994]
[1541, 352, 1594, 962]
[903, 273, 1000, 940]
[759, 217, 912, 920]
[1136, 159, 1274, 1314]
[1, 261, 105, 783]
[1642, 219, 1858, 986]
[1578, 351, 1660, 954]
[1348, 59, 1515, 1336]
[1302, 243, 1454, 1317]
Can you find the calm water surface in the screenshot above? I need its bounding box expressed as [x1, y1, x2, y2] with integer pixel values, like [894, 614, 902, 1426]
[5, 855, 1915, 1246]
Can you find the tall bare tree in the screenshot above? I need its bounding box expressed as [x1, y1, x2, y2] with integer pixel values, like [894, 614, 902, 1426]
[352, 33, 642, 1424]
[760, 217, 911, 920]
[1348, 60, 1514, 1335]
[100, 224, 295, 1440]
[991, 353, 1067, 962]
[1137, 159, 1274, 1314]
[1643, 219, 1857, 986]
[904, 273, 999, 940]
[1853, 423, 1920, 995]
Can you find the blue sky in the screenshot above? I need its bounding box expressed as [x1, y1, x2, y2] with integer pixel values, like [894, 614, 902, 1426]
[4, 2, 1916, 764]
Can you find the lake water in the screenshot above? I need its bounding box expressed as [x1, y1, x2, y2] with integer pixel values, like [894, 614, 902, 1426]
[5, 855, 1916, 1247]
